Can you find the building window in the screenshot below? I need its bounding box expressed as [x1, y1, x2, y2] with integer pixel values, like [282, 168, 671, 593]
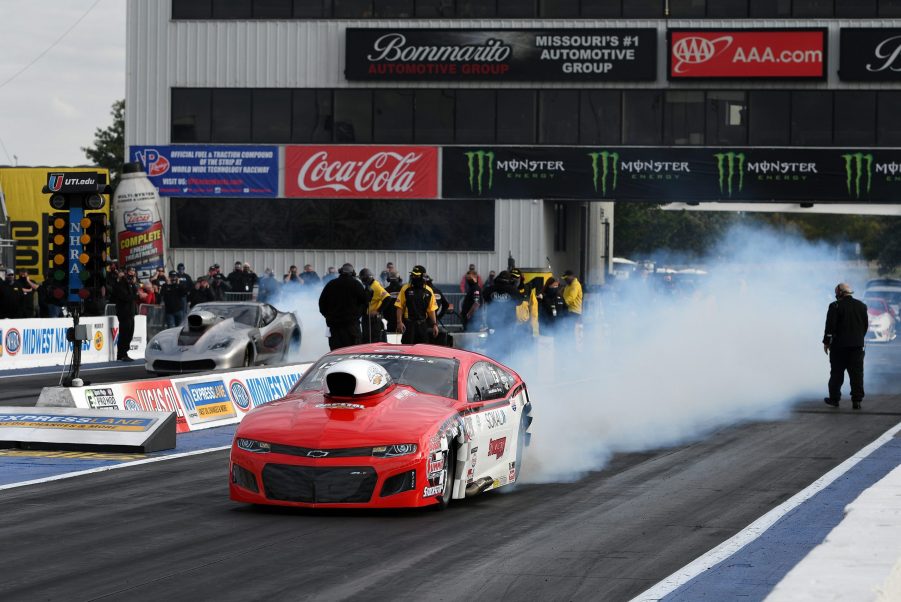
[622, 0, 662, 17]
[334, 0, 373, 18]
[706, 91, 747, 146]
[292, 90, 333, 142]
[749, 0, 791, 17]
[622, 90, 662, 145]
[170, 198, 495, 251]
[497, 90, 536, 144]
[212, 0, 253, 17]
[456, 90, 496, 144]
[663, 91, 705, 145]
[580, 0, 621, 17]
[791, 91, 832, 146]
[792, 0, 833, 16]
[539, 91, 579, 145]
[749, 90, 790, 146]
[374, 0, 414, 17]
[706, 0, 748, 17]
[554, 202, 567, 252]
[171, 89, 211, 142]
[579, 91, 620, 145]
[211, 90, 251, 142]
[373, 90, 414, 143]
[252, 0, 294, 17]
[334, 89, 372, 143]
[880, 0, 901, 16]
[293, 0, 332, 17]
[252, 89, 291, 143]
[877, 92, 901, 145]
[836, 0, 877, 16]
[540, 0, 579, 17]
[172, 0, 213, 18]
[414, 0, 455, 17]
[668, 0, 705, 17]
[833, 91, 876, 147]
[414, 90, 455, 144]
[457, 0, 496, 17]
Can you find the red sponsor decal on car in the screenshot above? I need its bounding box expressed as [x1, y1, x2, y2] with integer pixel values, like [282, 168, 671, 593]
[285, 146, 439, 198]
[669, 30, 826, 79]
[488, 437, 506, 459]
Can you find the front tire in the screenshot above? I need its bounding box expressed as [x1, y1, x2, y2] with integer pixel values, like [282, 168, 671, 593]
[435, 441, 457, 510]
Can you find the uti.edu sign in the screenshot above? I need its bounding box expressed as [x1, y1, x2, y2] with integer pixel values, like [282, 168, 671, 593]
[668, 29, 826, 79]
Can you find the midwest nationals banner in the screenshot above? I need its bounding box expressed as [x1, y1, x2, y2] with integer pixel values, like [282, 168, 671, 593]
[668, 29, 826, 79]
[284, 146, 439, 199]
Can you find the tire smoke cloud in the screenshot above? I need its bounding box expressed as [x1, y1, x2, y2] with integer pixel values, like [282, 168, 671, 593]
[502, 225, 872, 483]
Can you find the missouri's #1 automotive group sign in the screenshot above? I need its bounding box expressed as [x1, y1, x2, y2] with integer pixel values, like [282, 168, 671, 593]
[442, 147, 901, 202]
[839, 28, 901, 81]
[345, 29, 657, 81]
[668, 29, 826, 79]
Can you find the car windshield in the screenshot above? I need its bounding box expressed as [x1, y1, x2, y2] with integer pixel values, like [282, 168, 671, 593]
[294, 353, 458, 399]
[193, 304, 260, 327]
[865, 291, 901, 305]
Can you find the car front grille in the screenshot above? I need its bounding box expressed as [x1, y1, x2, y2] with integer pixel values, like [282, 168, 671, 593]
[262, 465, 377, 503]
[153, 359, 217, 372]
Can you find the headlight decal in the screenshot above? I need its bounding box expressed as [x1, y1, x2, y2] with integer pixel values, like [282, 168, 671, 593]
[236, 438, 271, 453]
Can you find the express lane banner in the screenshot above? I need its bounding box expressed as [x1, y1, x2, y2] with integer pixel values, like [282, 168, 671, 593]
[129, 145, 279, 197]
[441, 147, 901, 202]
[345, 28, 657, 81]
[668, 29, 826, 79]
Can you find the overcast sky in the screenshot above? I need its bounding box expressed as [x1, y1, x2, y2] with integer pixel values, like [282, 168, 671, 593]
[0, 0, 126, 167]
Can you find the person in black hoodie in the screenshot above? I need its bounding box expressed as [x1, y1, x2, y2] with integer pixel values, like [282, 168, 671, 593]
[160, 271, 191, 328]
[822, 282, 869, 409]
[537, 277, 568, 334]
[318, 263, 369, 350]
[110, 269, 140, 361]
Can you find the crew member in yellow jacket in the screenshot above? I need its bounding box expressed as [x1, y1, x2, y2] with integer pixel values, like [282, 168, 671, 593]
[561, 270, 583, 317]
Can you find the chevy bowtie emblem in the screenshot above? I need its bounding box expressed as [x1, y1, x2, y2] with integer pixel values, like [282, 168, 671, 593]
[307, 450, 329, 458]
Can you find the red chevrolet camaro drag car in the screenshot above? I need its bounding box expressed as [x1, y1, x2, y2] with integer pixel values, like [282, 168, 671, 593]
[229, 344, 533, 509]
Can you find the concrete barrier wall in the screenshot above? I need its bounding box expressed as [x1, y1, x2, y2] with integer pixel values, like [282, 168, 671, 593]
[0, 316, 147, 369]
[38, 362, 313, 433]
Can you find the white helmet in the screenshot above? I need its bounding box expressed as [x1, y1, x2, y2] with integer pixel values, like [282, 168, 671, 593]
[324, 359, 392, 397]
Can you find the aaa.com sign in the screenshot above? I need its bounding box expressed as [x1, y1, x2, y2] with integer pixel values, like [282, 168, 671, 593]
[668, 29, 826, 79]
[285, 146, 439, 199]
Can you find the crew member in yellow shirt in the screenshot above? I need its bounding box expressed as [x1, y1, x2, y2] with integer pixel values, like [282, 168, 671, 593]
[395, 265, 439, 344]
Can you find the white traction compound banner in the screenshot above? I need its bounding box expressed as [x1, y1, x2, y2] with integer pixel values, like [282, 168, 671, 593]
[0, 316, 147, 370]
[39, 363, 312, 433]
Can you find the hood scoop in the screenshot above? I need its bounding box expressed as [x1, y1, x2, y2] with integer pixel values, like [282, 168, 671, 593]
[178, 310, 221, 346]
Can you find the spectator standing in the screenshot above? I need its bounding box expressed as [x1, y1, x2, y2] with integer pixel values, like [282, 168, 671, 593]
[189, 277, 215, 308]
[395, 265, 439, 344]
[110, 268, 139, 361]
[160, 271, 190, 327]
[0, 269, 21, 319]
[14, 268, 38, 318]
[208, 264, 230, 300]
[459, 264, 483, 293]
[823, 282, 869, 409]
[460, 270, 482, 331]
[227, 261, 246, 293]
[485, 270, 497, 290]
[379, 262, 396, 285]
[537, 277, 568, 333]
[300, 264, 321, 286]
[318, 263, 369, 351]
[284, 265, 302, 293]
[175, 263, 193, 312]
[322, 266, 338, 283]
[359, 268, 389, 343]
[257, 268, 280, 303]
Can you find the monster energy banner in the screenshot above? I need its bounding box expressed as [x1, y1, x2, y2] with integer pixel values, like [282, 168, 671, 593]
[441, 147, 901, 203]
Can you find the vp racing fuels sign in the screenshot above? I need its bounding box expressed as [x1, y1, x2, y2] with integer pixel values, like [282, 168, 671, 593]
[668, 29, 826, 79]
[839, 28, 901, 81]
[441, 146, 901, 202]
[345, 28, 657, 81]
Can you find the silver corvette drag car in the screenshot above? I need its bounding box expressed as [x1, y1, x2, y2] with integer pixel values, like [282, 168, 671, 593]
[145, 302, 301, 375]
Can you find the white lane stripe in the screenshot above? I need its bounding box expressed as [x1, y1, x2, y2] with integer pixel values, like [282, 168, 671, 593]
[630, 419, 901, 602]
[0, 446, 231, 491]
[0, 363, 145, 379]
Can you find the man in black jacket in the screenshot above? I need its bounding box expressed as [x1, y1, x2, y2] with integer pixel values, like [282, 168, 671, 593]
[160, 271, 191, 328]
[318, 263, 369, 351]
[823, 282, 869, 409]
[110, 269, 140, 361]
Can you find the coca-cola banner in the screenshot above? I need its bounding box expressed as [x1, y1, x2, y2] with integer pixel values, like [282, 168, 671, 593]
[345, 28, 657, 82]
[284, 146, 439, 199]
[839, 28, 901, 81]
[668, 29, 826, 79]
[442, 146, 901, 203]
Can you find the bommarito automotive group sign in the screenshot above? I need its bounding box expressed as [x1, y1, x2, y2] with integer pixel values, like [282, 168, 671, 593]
[442, 147, 901, 202]
[345, 29, 657, 81]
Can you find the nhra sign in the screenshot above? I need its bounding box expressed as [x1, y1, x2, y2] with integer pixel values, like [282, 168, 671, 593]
[130, 145, 279, 197]
[668, 29, 826, 79]
[40, 364, 313, 433]
[285, 146, 439, 199]
[345, 28, 657, 82]
[839, 29, 901, 81]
